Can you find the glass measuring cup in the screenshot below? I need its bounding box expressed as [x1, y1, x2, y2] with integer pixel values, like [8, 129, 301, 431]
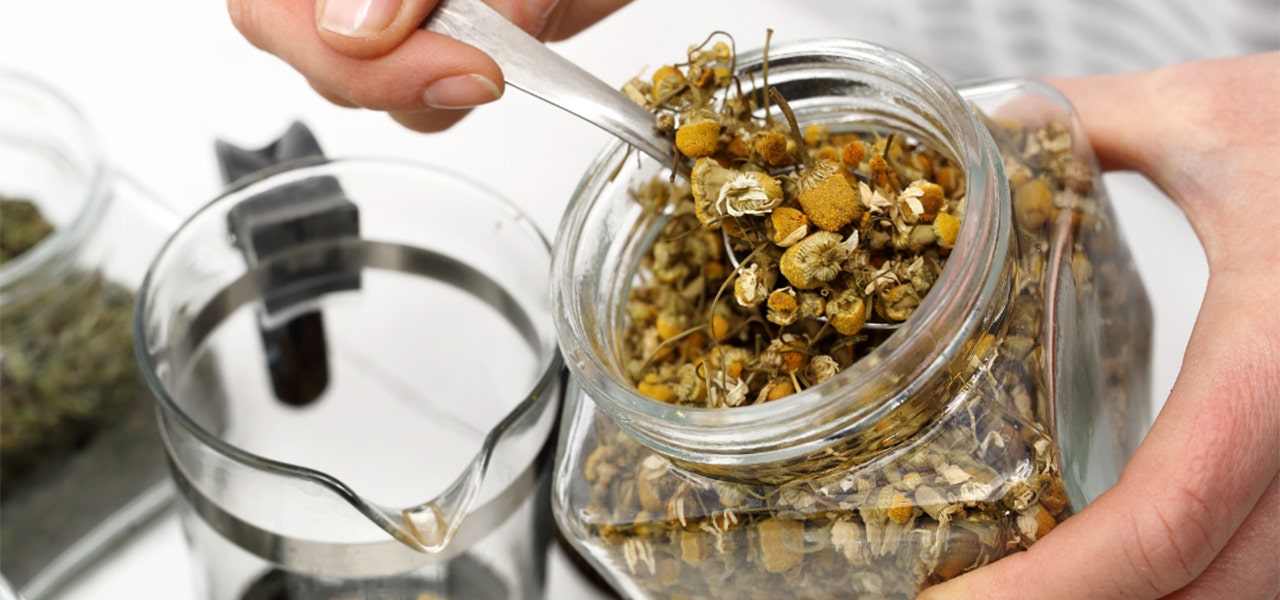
[134, 157, 562, 599]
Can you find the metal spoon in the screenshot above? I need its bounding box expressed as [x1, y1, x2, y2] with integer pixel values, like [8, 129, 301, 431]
[422, 0, 672, 162]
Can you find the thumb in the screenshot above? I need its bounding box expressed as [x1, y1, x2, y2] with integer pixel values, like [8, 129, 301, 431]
[315, 0, 441, 59]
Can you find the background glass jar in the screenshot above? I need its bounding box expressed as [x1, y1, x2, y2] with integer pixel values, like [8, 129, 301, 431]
[0, 71, 179, 598]
[550, 39, 1150, 598]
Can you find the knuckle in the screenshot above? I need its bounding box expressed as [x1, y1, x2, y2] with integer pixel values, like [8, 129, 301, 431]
[1123, 486, 1219, 597]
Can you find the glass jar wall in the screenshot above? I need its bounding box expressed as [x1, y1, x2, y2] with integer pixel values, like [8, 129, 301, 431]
[549, 39, 1150, 598]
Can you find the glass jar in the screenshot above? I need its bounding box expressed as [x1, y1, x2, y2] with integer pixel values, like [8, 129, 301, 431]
[0, 71, 179, 597]
[550, 39, 1151, 598]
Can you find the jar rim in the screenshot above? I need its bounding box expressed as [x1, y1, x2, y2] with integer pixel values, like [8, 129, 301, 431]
[0, 70, 110, 302]
[552, 38, 1011, 466]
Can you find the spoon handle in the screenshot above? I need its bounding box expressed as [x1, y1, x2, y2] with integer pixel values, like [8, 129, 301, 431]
[423, 0, 672, 162]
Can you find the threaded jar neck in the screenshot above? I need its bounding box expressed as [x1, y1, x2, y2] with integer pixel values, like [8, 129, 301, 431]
[552, 39, 1011, 473]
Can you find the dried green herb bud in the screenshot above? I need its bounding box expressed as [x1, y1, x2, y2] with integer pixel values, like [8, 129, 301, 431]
[0, 198, 54, 265]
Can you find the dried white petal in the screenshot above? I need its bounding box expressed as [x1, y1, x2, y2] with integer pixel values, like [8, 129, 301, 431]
[937, 463, 972, 485]
[718, 173, 781, 217]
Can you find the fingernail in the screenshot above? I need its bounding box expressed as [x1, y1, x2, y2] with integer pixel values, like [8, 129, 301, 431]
[319, 0, 401, 38]
[423, 74, 502, 109]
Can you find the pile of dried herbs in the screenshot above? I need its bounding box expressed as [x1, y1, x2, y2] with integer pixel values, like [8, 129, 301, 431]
[562, 35, 1127, 598]
[0, 196, 165, 586]
[618, 36, 964, 409]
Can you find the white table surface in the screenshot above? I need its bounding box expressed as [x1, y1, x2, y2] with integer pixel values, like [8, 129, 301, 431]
[4, 0, 1266, 598]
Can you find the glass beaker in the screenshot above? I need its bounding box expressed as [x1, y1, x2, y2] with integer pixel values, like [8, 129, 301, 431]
[134, 158, 562, 600]
[0, 70, 179, 598]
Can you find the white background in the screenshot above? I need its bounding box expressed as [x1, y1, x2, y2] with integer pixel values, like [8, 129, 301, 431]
[3, 0, 1272, 598]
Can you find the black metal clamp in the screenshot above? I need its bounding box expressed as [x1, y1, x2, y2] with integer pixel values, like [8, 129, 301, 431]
[217, 122, 360, 407]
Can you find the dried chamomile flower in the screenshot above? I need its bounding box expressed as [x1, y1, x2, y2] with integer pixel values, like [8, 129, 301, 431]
[673, 363, 707, 402]
[825, 289, 867, 335]
[621, 78, 651, 106]
[766, 287, 799, 326]
[841, 139, 867, 166]
[886, 493, 916, 524]
[654, 309, 687, 341]
[898, 224, 937, 253]
[680, 530, 707, 567]
[803, 124, 828, 147]
[932, 212, 960, 249]
[779, 231, 846, 290]
[860, 180, 893, 214]
[756, 377, 796, 403]
[676, 112, 721, 158]
[757, 518, 804, 573]
[796, 290, 826, 319]
[935, 164, 964, 196]
[752, 131, 792, 166]
[1014, 178, 1053, 231]
[897, 180, 945, 224]
[768, 206, 809, 247]
[875, 282, 919, 322]
[717, 171, 783, 217]
[650, 65, 686, 102]
[707, 375, 749, 408]
[807, 354, 840, 385]
[637, 372, 677, 403]
[796, 159, 861, 231]
[690, 158, 734, 229]
[734, 261, 774, 307]
[693, 65, 732, 89]
[868, 152, 894, 189]
[759, 334, 807, 374]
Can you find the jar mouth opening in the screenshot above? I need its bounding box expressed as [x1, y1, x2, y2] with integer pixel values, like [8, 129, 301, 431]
[0, 71, 109, 302]
[553, 38, 1010, 464]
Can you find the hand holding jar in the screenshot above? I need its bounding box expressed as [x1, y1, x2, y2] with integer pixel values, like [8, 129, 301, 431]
[920, 51, 1280, 600]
